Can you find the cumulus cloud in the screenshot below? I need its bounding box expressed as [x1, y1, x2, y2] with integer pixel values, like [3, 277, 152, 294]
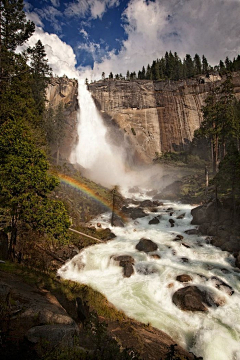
[88, 0, 240, 80]
[64, 0, 120, 19]
[24, 27, 78, 78]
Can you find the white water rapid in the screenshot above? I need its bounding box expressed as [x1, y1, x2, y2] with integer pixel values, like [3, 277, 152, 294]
[65, 82, 240, 359]
[59, 190, 240, 360]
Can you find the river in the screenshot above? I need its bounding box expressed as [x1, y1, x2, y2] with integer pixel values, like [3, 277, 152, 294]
[58, 189, 240, 360]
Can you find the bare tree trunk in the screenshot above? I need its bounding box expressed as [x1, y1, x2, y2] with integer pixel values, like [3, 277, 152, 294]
[205, 166, 209, 195]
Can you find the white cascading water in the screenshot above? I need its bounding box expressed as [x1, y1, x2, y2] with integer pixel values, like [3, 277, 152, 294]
[64, 81, 240, 359]
[70, 79, 130, 187]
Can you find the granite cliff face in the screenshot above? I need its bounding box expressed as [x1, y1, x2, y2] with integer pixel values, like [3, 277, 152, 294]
[88, 73, 240, 164]
[46, 76, 79, 162]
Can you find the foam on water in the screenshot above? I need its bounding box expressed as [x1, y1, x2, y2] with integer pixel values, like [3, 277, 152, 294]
[58, 192, 240, 359]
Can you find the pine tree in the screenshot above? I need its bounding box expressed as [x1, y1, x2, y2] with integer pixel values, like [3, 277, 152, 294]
[202, 55, 209, 74]
[0, 0, 35, 87]
[0, 119, 70, 256]
[184, 54, 194, 78]
[194, 54, 202, 75]
[27, 40, 52, 116]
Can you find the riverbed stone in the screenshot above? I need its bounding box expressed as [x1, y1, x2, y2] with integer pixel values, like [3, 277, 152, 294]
[149, 217, 160, 225]
[210, 276, 234, 296]
[176, 274, 193, 283]
[172, 286, 211, 312]
[113, 255, 135, 278]
[135, 238, 158, 253]
[121, 206, 147, 220]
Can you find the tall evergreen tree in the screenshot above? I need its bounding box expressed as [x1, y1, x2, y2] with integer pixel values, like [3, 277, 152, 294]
[27, 40, 52, 116]
[194, 54, 202, 75]
[0, 0, 35, 87]
[0, 119, 70, 256]
[202, 55, 209, 74]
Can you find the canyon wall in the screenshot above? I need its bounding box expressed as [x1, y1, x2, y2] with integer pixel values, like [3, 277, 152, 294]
[46, 76, 79, 162]
[88, 73, 240, 163]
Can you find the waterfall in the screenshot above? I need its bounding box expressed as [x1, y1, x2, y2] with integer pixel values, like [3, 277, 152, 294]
[70, 79, 129, 187]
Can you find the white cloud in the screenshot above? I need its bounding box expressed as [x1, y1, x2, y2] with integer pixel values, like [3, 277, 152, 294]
[25, 11, 44, 27]
[87, 0, 240, 80]
[64, 0, 120, 19]
[50, 0, 60, 7]
[24, 27, 78, 78]
[37, 6, 63, 32]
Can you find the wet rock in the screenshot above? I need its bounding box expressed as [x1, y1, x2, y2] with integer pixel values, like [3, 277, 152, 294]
[181, 257, 189, 263]
[136, 238, 158, 253]
[177, 213, 186, 219]
[150, 254, 161, 260]
[184, 229, 198, 235]
[169, 219, 175, 227]
[113, 255, 135, 265]
[153, 200, 163, 206]
[176, 274, 193, 283]
[113, 255, 135, 278]
[123, 263, 134, 277]
[172, 286, 211, 312]
[173, 234, 184, 241]
[97, 223, 101, 228]
[122, 206, 147, 220]
[210, 276, 234, 296]
[235, 252, 240, 269]
[181, 243, 191, 249]
[112, 215, 125, 227]
[151, 208, 158, 213]
[149, 217, 160, 225]
[139, 199, 154, 207]
[170, 212, 174, 216]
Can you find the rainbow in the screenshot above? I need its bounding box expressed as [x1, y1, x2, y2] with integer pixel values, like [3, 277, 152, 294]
[57, 173, 126, 221]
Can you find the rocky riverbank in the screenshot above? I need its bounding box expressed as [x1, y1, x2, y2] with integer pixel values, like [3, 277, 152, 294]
[0, 264, 196, 360]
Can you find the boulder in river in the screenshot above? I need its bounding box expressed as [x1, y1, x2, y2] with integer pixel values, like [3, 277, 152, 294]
[236, 252, 240, 269]
[210, 276, 234, 296]
[135, 238, 158, 253]
[184, 229, 198, 235]
[172, 286, 211, 312]
[176, 274, 193, 283]
[121, 206, 147, 220]
[149, 217, 160, 225]
[113, 255, 135, 278]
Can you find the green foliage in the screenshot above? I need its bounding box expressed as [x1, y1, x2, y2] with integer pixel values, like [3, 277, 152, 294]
[214, 143, 240, 198]
[0, 119, 70, 249]
[27, 40, 52, 116]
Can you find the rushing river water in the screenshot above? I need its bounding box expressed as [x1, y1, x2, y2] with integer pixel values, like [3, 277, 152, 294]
[58, 190, 240, 360]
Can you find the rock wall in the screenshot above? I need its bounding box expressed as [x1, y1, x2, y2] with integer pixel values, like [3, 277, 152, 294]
[89, 73, 240, 164]
[46, 76, 79, 162]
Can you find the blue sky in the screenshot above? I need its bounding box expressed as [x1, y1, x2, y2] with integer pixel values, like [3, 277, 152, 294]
[24, 0, 240, 80]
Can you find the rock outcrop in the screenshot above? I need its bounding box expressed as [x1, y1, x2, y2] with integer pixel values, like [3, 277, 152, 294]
[46, 76, 79, 162]
[88, 73, 240, 163]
